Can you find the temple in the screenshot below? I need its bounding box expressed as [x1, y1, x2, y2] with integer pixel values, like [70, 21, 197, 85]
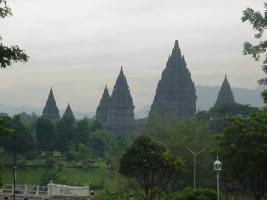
[42, 87, 60, 120]
[104, 67, 135, 134]
[149, 40, 197, 122]
[214, 75, 235, 107]
[95, 85, 110, 124]
[63, 103, 75, 120]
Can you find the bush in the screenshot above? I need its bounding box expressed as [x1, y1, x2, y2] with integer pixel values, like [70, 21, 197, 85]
[174, 187, 217, 200]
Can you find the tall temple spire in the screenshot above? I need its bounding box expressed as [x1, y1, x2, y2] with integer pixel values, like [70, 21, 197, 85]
[42, 87, 60, 120]
[63, 103, 75, 120]
[104, 68, 135, 134]
[214, 75, 235, 107]
[149, 40, 197, 122]
[95, 85, 110, 124]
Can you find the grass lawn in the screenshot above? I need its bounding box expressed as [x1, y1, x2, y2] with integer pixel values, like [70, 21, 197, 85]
[1, 164, 122, 191]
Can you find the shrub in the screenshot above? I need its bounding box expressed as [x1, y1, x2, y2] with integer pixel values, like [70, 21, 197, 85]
[174, 187, 217, 200]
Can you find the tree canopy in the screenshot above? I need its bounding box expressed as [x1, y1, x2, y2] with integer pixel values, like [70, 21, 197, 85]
[119, 135, 184, 200]
[0, 0, 29, 68]
[242, 3, 267, 102]
[217, 111, 267, 200]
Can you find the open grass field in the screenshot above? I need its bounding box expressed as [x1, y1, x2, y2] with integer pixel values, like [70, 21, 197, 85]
[1, 165, 122, 191]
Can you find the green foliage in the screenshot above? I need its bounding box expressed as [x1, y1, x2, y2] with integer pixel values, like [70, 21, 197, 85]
[0, 116, 13, 135]
[76, 143, 91, 161]
[89, 129, 116, 159]
[94, 191, 131, 200]
[12, 115, 36, 154]
[0, 0, 29, 68]
[0, 115, 35, 156]
[76, 118, 91, 145]
[242, 3, 267, 101]
[0, 147, 4, 185]
[173, 187, 216, 200]
[40, 157, 63, 185]
[217, 111, 267, 200]
[35, 117, 57, 151]
[119, 135, 184, 200]
[147, 117, 216, 188]
[56, 117, 76, 151]
[209, 103, 258, 131]
[0, 0, 11, 18]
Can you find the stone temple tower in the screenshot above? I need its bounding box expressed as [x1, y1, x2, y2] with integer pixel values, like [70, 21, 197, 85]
[104, 67, 135, 134]
[149, 40, 197, 122]
[63, 103, 75, 120]
[95, 85, 110, 124]
[42, 87, 60, 120]
[214, 75, 235, 107]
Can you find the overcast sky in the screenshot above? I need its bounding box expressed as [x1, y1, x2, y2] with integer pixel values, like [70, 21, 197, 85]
[0, 0, 266, 113]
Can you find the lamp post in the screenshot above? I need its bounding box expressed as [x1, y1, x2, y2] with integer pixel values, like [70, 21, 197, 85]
[187, 147, 205, 190]
[13, 131, 17, 200]
[213, 155, 222, 200]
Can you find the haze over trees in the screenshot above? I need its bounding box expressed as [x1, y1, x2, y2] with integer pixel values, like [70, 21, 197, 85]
[0, 1, 267, 200]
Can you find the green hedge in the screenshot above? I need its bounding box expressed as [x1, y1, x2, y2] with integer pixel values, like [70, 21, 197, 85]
[174, 187, 217, 200]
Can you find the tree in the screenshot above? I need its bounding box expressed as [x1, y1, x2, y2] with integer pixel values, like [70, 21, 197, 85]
[11, 115, 36, 154]
[0, 116, 13, 135]
[242, 3, 267, 102]
[217, 112, 267, 200]
[35, 117, 57, 152]
[0, 0, 29, 68]
[119, 135, 184, 200]
[174, 187, 216, 200]
[40, 157, 62, 185]
[0, 115, 35, 156]
[89, 129, 114, 158]
[56, 117, 76, 151]
[146, 117, 216, 188]
[76, 118, 91, 145]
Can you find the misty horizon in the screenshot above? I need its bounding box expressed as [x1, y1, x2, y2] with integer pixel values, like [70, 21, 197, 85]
[1, 0, 266, 113]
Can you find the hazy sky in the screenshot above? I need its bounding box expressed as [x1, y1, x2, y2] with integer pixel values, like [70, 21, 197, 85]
[0, 0, 266, 113]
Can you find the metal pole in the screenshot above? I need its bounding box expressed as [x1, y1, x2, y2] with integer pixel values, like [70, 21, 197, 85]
[217, 172, 219, 200]
[13, 129, 17, 200]
[187, 148, 205, 190]
[193, 155, 196, 190]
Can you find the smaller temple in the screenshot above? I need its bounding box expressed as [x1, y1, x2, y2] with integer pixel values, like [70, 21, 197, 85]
[214, 75, 235, 107]
[63, 103, 75, 120]
[104, 67, 135, 134]
[42, 87, 60, 120]
[95, 85, 110, 124]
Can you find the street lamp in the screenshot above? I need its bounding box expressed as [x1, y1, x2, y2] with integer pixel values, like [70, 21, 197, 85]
[213, 155, 222, 200]
[187, 147, 205, 190]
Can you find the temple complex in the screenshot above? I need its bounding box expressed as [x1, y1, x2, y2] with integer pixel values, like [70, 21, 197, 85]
[103, 67, 135, 134]
[149, 40, 197, 122]
[214, 75, 235, 107]
[63, 103, 75, 120]
[95, 85, 110, 124]
[42, 88, 60, 120]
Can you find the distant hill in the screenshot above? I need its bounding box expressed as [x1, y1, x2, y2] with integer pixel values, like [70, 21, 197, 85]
[196, 85, 264, 111]
[0, 86, 265, 119]
[135, 85, 265, 119]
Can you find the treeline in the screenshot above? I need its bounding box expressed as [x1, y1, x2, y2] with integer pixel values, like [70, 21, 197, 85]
[0, 113, 121, 161]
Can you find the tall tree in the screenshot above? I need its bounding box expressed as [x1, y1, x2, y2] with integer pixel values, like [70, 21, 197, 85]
[147, 117, 216, 188]
[217, 112, 267, 200]
[242, 3, 267, 102]
[0, 0, 28, 68]
[35, 117, 56, 152]
[119, 135, 184, 200]
[56, 117, 76, 151]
